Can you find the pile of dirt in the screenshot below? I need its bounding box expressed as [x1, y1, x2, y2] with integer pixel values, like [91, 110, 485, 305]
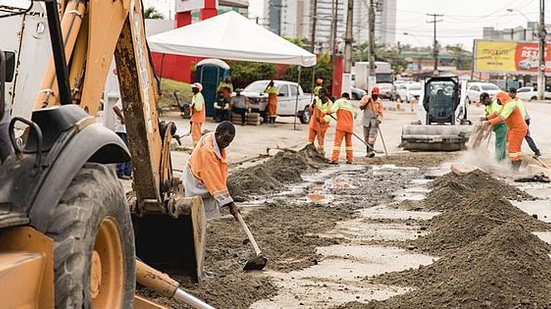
[430, 169, 534, 201]
[369, 223, 551, 308]
[413, 188, 550, 255]
[358, 152, 458, 168]
[421, 180, 474, 211]
[227, 145, 327, 198]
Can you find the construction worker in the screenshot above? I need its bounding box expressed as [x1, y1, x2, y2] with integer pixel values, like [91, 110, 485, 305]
[360, 86, 384, 157]
[313, 78, 323, 96]
[217, 76, 234, 101]
[230, 88, 250, 126]
[213, 91, 230, 123]
[509, 87, 541, 158]
[308, 88, 332, 154]
[264, 80, 278, 124]
[190, 82, 206, 147]
[183, 121, 240, 220]
[113, 98, 132, 179]
[483, 92, 528, 170]
[479, 92, 507, 162]
[328, 92, 356, 164]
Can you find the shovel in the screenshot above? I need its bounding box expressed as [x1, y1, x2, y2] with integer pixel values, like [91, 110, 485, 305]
[326, 114, 383, 154]
[235, 212, 268, 270]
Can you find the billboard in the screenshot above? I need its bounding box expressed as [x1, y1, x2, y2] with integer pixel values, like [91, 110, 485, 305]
[474, 40, 551, 75]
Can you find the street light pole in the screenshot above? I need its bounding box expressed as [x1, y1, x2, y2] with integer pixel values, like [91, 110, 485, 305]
[310, 0, 317, 53]
[344, 0, 353, 73]
[368, 0, 376, 83]
[538, 0, 546, 100]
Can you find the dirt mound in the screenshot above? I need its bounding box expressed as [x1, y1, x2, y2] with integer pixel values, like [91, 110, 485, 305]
[431, 169, 533, 201]
[370, 223, 551, 308]
[228, 145, 327, 198]
[421, 180, 474, 211]
[413, 188, 550, 254]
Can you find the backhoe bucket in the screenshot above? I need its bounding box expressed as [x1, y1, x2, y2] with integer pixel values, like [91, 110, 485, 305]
[132, 196, 206, 284]
[401, 124, 473, 151]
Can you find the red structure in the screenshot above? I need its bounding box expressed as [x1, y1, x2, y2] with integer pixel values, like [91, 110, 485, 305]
[331, 55, 344, 98]
[151, 0, 218, 83]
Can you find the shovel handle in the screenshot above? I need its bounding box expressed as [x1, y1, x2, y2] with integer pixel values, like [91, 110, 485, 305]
[327, 114, 381, 153]
[235, 212, 262, 256]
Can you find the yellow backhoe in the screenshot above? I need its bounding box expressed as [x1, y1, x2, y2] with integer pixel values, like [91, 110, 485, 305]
[0, 0, 211, 307]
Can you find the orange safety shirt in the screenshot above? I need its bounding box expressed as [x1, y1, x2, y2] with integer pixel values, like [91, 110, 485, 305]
[330, 98, 356, 133]
[184, 132, 233, 208]
[309, 97, 332, 130]
[191, 92, 206, 123]
[487, 99, 527, 131]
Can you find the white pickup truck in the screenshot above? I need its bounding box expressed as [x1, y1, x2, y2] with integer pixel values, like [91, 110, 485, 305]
[241, 80, 313, 123]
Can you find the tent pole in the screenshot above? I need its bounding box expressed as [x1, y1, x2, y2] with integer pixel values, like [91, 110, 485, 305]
[159, 53, 166, 91]
[310, 66, 316, 103]
[294, 66, 302, 130]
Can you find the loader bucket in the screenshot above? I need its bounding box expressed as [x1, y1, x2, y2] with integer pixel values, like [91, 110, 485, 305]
[401, 124, 473, 152]
[132, 196, 206, 284]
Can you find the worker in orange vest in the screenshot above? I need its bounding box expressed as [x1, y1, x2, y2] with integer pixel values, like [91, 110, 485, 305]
[483, 91, 528, 170]
[264, 80, 278, 124]
[308, 88, 332, 155]
[184, 121, 240, 219]
[328, 92, 356, 164]
[190, 82, 206, 147]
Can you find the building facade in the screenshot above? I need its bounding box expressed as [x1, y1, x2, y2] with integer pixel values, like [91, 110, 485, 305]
[265, 0, 396, 52]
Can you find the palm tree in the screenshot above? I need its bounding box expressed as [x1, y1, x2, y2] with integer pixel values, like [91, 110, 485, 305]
[144, 7, 164, 19]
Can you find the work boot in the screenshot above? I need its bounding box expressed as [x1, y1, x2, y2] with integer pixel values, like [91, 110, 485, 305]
[511, 160, 522, 171]
[329, 161, 338, 165]
[533, 151, 542, 159]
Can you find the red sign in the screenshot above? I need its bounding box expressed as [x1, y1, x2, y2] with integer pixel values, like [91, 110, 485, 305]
[515, 42, 551, 73]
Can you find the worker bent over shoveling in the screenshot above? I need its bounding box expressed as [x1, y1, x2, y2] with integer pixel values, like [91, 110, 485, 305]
[479, 92, 507, 162]
[482, 92, 528, 171]
[329, 92, 356, 164]
[184, 121, 240, 219]
[308, 88, 332, 155]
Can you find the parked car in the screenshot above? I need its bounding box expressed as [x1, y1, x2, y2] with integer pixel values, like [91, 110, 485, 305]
[516, 86, 551, 101]
[397, 82, 422, 102]
[241, 80, 313, 123]
[466, 82, 501, 103]
[376, 83, 398, 101]
[351, 87, 366, 100]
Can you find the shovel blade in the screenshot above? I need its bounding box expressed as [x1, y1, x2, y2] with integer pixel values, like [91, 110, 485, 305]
[243, 255, 268, 271]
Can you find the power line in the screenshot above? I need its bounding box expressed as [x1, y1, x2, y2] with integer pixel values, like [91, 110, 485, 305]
[427, 13, 444, 71]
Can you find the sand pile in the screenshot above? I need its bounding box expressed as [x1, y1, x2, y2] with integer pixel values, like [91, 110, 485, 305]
[227, 145, 327, 198]
[370, 223, 551, 308]
[414, 188, 550, 254]
[431, 169, 533, 201]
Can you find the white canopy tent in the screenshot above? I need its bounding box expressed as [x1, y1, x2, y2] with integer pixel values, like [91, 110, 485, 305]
[147, 11, 316, 67]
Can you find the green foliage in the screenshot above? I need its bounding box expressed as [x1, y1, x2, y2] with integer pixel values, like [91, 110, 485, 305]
[144, 7, 164, 19]
[283, 37, 305, 48]
[445, 44, 472, 70]
[228, 61, 277, 88]
[282, 53, 333, 93]
[158, 79, 191, 108]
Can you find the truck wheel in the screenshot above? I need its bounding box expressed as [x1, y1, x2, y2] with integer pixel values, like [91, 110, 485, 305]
[45, 163, 135, 308]
[300, 107, 311, 124]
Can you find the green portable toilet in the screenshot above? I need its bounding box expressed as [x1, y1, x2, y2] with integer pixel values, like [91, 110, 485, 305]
[196, 59, 231, 117]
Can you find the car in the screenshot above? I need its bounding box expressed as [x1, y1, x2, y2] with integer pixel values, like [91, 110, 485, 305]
[516, 86, 551, 101]
[397, 82, 422, 102]
[466, 82, 501, 103]
[375, 83, 398, 101]
[240, 80, 313, 123]
[351, 87, 366, 100]
[519, 57, 538, 70]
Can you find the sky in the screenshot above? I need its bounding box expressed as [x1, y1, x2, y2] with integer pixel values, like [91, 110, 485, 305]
[248, 0, 549, 50]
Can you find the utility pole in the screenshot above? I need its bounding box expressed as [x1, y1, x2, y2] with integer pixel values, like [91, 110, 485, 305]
[344, 0, 353, 73]
[427, 13, 443, 72]
[331, 0, 339, 57]
[537, 0, 546, 100]
[310, 0, 317, 53]
[368, 0, 376, 82]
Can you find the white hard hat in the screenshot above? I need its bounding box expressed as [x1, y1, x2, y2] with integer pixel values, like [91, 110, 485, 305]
[192, 82, 203, 91]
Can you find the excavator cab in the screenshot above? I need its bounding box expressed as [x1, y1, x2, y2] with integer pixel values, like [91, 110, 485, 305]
[401, 76, 472, 151]
[0, 0, 206, 306]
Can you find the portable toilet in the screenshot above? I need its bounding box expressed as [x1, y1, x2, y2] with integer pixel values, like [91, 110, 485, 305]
[196, 59, 231, 117]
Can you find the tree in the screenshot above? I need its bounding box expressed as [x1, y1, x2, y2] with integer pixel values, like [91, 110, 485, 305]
[282, 53, 333, 93]
[446, 44, 472, 70]
[144, 7, 164, 19]
[228, 61, 277, 88]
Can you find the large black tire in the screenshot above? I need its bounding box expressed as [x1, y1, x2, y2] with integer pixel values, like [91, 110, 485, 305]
[300, 106, 311, 124]
[45, 163, 135, 308]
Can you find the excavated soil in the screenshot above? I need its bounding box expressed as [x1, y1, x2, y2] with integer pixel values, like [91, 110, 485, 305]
[357, 152, 458, 168]
[367, 223, 551, 308]
[412, 188, 550, 255]
[227, 145, 327, 198]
